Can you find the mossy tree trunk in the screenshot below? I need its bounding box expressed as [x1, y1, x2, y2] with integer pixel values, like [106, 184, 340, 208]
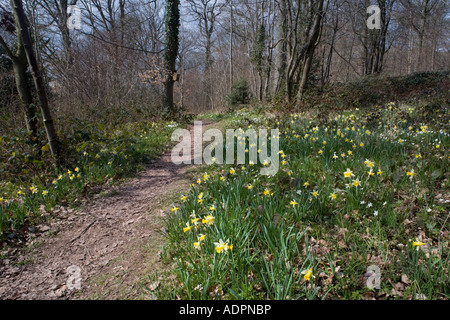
[0, 3, 39, 147]
[12, 0, 61, 166]
[162, 0, 180, 119]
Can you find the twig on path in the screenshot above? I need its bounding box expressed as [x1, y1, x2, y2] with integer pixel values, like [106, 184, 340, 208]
[70, 220, 97, 244]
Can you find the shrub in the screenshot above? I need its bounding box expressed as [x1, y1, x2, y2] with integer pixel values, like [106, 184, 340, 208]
[226, 79, 251, 109]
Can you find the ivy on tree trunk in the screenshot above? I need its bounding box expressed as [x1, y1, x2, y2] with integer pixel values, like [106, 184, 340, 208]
[162, 0, 180, 119]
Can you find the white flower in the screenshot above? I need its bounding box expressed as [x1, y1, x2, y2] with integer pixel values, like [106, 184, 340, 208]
[427, 208, 432, 212]
[360, 200, 366, 205]
[367, 202, 373, 208]
[373, 211, 378, 216]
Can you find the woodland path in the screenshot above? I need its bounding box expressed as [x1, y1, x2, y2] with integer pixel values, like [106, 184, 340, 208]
[0, 122, 209, 299]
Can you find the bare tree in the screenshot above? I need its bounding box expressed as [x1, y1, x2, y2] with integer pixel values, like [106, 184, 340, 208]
[0, 3, 38, 144]
[11, 0, 61, 165]
[186, 0, 227, 109]
[273, 0, 288, 95]
[38, 0, 78, 62]
[282, 0, 327, 102]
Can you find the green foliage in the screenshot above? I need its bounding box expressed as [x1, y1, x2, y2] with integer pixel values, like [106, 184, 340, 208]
[299, 71, 450, 112]
[156, 102, 449, 300]
[0, 120, 179, 238]
[250, 24, 267, 73]
[226, 80, 251, 110]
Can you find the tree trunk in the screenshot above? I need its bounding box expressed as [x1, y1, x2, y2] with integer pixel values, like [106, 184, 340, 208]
[229, 3, 233, 94]
[417, 0, 430, 71]
[296, 0, 325, 101]
[297, 52, 314, 100]
[273, 0, 287, 95]
[12, 0, 61, 165]
[162, 0, 180, 118]
[0, 6, 39, 144]
[321, 9, 338, 89]
[12, 50, 38, 142]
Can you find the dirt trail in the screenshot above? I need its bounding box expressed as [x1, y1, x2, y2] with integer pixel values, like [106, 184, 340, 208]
[0, 122, 208, 300]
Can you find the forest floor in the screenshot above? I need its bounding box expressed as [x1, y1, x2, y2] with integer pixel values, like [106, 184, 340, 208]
[0, 122, 210, 299]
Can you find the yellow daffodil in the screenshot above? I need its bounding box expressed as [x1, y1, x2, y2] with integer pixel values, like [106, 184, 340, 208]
[302, 268, 314, 281]
[194, 242, 201, 250]
[330, 193, 337, 200]
[290, 200, 298, 206]
[411, 239, 425, 250]
[344, 168, 354, 178]
[214, 239, 233, 254]
[183, 222, 193, 233]
[202, 215, 215, 225]
[406, 169, 416, 180]
[364, 159, 374, 168]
